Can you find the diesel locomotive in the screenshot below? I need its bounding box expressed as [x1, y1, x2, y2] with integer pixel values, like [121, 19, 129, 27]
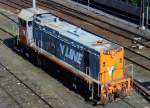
[16, 8, 131, 105]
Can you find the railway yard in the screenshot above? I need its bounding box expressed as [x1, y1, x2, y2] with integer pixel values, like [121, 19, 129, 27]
[0, 0, 150, 108]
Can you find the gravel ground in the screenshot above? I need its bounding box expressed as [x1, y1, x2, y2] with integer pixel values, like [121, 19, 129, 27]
[0, 8, 149, 108]
[0, 86, 20, 108]
[0, 64, 51, 108]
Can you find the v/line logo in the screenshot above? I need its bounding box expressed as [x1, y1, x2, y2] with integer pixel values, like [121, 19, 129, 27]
[108, 66, 115, 77]
[60, 43, 83, 65]
[107, 63, 118, 77]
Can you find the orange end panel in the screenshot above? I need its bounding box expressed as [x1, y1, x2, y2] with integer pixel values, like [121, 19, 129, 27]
[100, 48, 124, 84]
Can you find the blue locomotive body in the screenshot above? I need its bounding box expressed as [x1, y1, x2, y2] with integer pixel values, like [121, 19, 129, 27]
[33, 18, 99, 80]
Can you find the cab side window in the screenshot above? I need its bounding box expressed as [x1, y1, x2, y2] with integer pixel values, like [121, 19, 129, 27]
[19, 19, 26, 27]
[28, 21, 32, 27]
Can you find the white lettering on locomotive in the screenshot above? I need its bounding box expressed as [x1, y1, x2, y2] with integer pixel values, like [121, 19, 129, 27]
[107, 66, 114, 77]
[60, 43, 83, 65]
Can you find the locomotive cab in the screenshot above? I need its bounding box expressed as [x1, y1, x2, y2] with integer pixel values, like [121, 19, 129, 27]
[18, 9, 36, 45]
[18, 8, 48, 45]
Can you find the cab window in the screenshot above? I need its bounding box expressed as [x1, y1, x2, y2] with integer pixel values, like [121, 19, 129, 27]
[19, 18, 26, 27]
[28, 21, 32, 27]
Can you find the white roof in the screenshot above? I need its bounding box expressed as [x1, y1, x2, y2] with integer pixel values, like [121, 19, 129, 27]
[34, 12, 121, 52]
[18, 8, 49, 21]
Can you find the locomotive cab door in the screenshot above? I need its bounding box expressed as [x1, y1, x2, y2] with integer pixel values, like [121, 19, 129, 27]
[19, 18, 27, 44]
[18, 18, 33, 45]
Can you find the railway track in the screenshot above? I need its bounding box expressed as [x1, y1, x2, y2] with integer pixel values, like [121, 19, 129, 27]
[72, 0, 139, 24]
[125, 49, 150, 71]
[0, 0, 149, 103]
[133, 79, 150, 102]
[0, 59, 54, 108]
[0, 83, 23, 108]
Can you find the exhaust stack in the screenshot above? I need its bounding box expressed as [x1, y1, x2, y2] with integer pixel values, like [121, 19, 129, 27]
[32, 0, 36, 9]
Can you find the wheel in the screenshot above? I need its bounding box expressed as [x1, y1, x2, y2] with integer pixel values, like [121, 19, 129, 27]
[36, 55, 42, 67]
[101, 95, 109, 106]
[25, 52, 30, 58]
[20, 47, 24, 54]
[120, 87, 127, 99]
[72, 83, 77, 90]
[108, 93, 114, 102]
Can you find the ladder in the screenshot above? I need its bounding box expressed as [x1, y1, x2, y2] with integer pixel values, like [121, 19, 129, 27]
[86, 67, 100, 100]
[86, 66, 94, 100]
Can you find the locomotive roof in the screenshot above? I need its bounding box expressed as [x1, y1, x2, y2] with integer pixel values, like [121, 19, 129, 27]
[18, 8, 48, 21]
[35, 13, 122, 52]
